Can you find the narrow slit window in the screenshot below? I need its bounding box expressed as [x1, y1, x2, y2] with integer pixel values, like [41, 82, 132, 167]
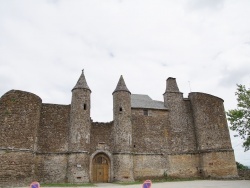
[84, 103, 87, 110]
[119, 107, 123, 112]
[143, 109, 148, 116]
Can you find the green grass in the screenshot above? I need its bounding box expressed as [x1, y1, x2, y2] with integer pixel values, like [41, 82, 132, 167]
[40, 183, 96, 187]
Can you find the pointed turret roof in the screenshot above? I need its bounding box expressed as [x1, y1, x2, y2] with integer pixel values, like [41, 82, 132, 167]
[113, 75, 131, 94]
[72, 70, 91, 92]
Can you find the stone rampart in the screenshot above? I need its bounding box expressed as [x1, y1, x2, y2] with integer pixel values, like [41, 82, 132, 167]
[37, 103, 70, 153]
[0, 90, 41, 187]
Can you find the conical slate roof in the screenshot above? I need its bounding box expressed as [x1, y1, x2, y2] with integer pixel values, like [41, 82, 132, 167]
[113, 75, 131, 94]
[72, 70, 91, 92]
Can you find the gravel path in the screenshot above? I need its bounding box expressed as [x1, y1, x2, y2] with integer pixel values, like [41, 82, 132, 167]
[25, 180, 250, 188]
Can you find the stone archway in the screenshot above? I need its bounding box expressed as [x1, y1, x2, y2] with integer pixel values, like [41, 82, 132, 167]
[90, 150, 113, 183]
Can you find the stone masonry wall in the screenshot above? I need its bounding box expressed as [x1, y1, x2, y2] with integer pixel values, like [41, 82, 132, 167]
[133, 154, 167, 180]
[113, 91, 132, 153]
[35, 103, 70, 184]
[35, 154, 68, 183]
[200, 151, 238, 178]
[0, 90, 42, 187]
[0, 151, 35, 187]
[189, 92, 232, 151]
[90, 121, 113, 153]
[132, 108, 168, 154]
[37, 103, 70, 153]
[168, 153, 200, 178]
[164, 92, 197, 153]
[0, 90, 42, 150]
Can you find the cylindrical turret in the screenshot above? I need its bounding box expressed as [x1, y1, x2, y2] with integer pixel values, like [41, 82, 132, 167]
[68, 70, 91, 183]
[69, 70, 91, 151]
[113, 75, 132, 152]
[112, 75, 134, 181]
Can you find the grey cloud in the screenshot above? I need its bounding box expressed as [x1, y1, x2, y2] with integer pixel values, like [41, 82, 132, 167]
[219, 68, 250, 87]
[187, 0, 224, 10]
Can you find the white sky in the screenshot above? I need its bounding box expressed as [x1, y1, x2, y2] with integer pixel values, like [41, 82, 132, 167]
[0, 0, 249, 166]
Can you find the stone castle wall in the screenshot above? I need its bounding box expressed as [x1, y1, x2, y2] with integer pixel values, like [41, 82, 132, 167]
[0, 90, 42, 187]
[131, 108, 168, 154]
[37, 104, 70, 153]
[35, 104, 71, 184]
[0, 76, 238, 186]
[90, 121, 113, 153]
[189, 92, 232, 151]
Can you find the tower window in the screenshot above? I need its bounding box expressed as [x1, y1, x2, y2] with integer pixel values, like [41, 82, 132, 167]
[84, 103, 87, 110]
[119, 107, 123, 112]
[143, 109, 148, 116]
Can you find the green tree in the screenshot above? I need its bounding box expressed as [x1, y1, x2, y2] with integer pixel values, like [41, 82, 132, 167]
[227, 84, 250, 151]
[236, 161, 249, 170]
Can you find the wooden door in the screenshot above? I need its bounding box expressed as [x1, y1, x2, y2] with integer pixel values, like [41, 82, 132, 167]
[93, 154, 109, 182]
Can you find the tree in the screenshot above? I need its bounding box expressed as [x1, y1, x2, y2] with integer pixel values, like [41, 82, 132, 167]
[227, 84, 250, 152]
[236, 161, 249, 170]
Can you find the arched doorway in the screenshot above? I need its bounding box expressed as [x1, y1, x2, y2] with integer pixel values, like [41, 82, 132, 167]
[92, 153, 110, 183]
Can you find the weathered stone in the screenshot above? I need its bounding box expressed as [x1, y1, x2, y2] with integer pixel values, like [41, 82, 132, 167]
[0, 71, 238, 187]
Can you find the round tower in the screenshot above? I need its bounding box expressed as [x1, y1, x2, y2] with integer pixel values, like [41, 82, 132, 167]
[67, 70, 91, 183]
[188, 92, 238, 178]
[112, 75, 134, 182]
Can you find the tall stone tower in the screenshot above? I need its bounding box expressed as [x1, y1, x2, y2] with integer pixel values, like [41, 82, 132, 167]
[163, 77, 197, 154]
[188, 92, 238, 178]
[112, 76, 134, 181]
[68, 70, 91, 183]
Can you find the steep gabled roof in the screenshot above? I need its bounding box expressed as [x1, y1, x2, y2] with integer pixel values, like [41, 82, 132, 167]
[131, 94, 167, 110]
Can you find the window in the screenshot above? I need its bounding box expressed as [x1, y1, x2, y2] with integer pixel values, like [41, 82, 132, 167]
[119, 107, 123, 112]
[84, 103, 87, 110]
[143, 109, 148, 116]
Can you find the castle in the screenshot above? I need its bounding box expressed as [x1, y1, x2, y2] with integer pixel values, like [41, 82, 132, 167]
[0, 70, 238, 187]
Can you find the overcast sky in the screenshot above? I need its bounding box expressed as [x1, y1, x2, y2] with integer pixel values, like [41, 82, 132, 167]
[0, 0, 249, 166]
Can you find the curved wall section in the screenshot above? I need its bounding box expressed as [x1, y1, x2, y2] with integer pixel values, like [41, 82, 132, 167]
[189, 92, 232, 151]
[0, 90, 42, 187]
[0, 90, 42, 150]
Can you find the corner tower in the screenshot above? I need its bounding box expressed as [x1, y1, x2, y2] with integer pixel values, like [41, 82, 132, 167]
[68, 70, 91, 183]
[112, 76, 134, 181]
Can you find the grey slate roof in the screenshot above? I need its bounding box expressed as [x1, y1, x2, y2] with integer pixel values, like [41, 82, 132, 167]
[72, 70, 91, 91]
[131, 94, 167, 110]
[113, 75, 131, 94]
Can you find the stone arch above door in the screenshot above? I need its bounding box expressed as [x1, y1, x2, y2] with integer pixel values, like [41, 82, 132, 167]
[90, 150, 113, 183]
